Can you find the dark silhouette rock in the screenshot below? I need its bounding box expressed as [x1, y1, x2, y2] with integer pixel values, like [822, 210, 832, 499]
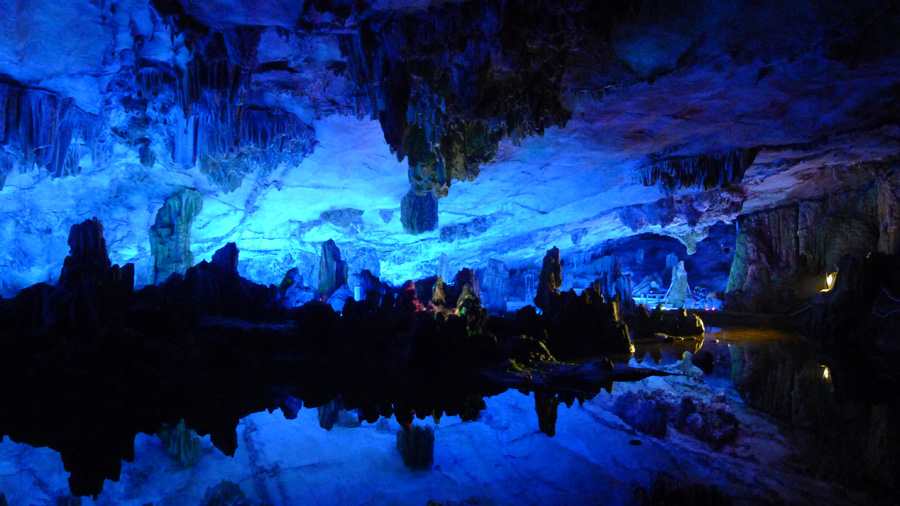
[278, 267, 316, 308]
[534, 390, 560, 436]
[60, 218, 113, 290]
[534, 246, 561, 314]
[629, 305, 705, 340]
[212, 242, 239, 275]
[318, 397, 361, 430]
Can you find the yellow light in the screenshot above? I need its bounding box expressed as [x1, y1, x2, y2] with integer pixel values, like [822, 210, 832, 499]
[823, 367, 830, 380]
[820, 272, 837, 292]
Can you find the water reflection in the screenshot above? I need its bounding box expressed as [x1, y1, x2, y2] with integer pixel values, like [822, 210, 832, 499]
[0, 327, 895, 505]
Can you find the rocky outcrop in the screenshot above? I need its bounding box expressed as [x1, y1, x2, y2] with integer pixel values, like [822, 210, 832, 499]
[278, 267, 316, 308]
[318, 239, 348, 299]
[534, 247, 562, 314]
[476, 259, 509, 314]
[530, 246, 633, 358]
[877, 169, 900, 255]
[320, 208, 364, 230]
[629, 306, 704, 340]
[318, 397, 361, 430]
[613, 389, 738, 446]
[156, 419, 202, 467]
[726, 183, 881, 312]
[150, 189, 203, 284]
[616, 191, 744, 254]
[173, 242, 276, 319]
[439, 217, 491, 242]
[613, 390, 669, 437]
[590, 255, 633, 309]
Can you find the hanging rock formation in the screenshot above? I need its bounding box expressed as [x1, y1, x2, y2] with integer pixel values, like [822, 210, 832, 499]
[641, 148, 760, 191]
[0, 79, 102, 186]
[340, 0, 630, 198]
[400, 189, 439, 235]
[150, 189, 203, 284]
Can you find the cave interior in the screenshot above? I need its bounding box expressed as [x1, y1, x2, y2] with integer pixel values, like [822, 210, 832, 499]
[1, 0, 900, 505]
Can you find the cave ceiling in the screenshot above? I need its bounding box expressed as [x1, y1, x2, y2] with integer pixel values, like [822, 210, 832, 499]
[0, 0, 899, 294]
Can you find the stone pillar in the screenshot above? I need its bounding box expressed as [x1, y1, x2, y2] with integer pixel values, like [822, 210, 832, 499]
[150, 189, 203, 284]
[318, 239, 348, 298]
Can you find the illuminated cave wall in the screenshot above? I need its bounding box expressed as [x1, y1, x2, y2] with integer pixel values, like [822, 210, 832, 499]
[0, 0, 899, 305]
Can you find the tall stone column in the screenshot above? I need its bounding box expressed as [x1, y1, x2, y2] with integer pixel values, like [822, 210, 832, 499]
[150, 189, 203, 284]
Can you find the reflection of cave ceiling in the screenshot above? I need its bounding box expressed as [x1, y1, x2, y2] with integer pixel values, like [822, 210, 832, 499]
[0, 0, 899, 294]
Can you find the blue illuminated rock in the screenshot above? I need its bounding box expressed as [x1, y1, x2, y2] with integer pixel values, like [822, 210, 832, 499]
[400, 189, 438, 235]
[318, 239, 348, 298]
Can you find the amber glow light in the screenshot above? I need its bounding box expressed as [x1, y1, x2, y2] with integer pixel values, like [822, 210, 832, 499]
[820, 272, 837, 292]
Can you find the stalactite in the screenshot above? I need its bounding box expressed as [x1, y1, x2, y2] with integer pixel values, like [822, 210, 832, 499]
[338, 0, 637, 198]
[641, 148, 760, 191]
[0, 80, 101, 187]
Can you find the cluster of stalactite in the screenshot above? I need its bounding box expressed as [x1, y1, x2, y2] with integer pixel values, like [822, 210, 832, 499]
[340, 0, 640, 198]
[641, 148, 760, 191]
[169, 27, 316, 190]
[0, 80, 104, 188]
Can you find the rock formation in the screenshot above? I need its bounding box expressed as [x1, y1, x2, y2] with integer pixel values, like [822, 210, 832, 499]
[400, 189, 439, 235]
[396, 425, 434, 470]
[156, 419, 202, 467]
[150, 189, 203, 284]
[477, 259, 509, 314]
[318, 239, 348, 299]
[725, 177, 890, 312]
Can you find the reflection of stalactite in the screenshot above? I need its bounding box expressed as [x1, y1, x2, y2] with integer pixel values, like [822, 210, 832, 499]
[534, 389, 560, 436]
[642, 148, 760, 191]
